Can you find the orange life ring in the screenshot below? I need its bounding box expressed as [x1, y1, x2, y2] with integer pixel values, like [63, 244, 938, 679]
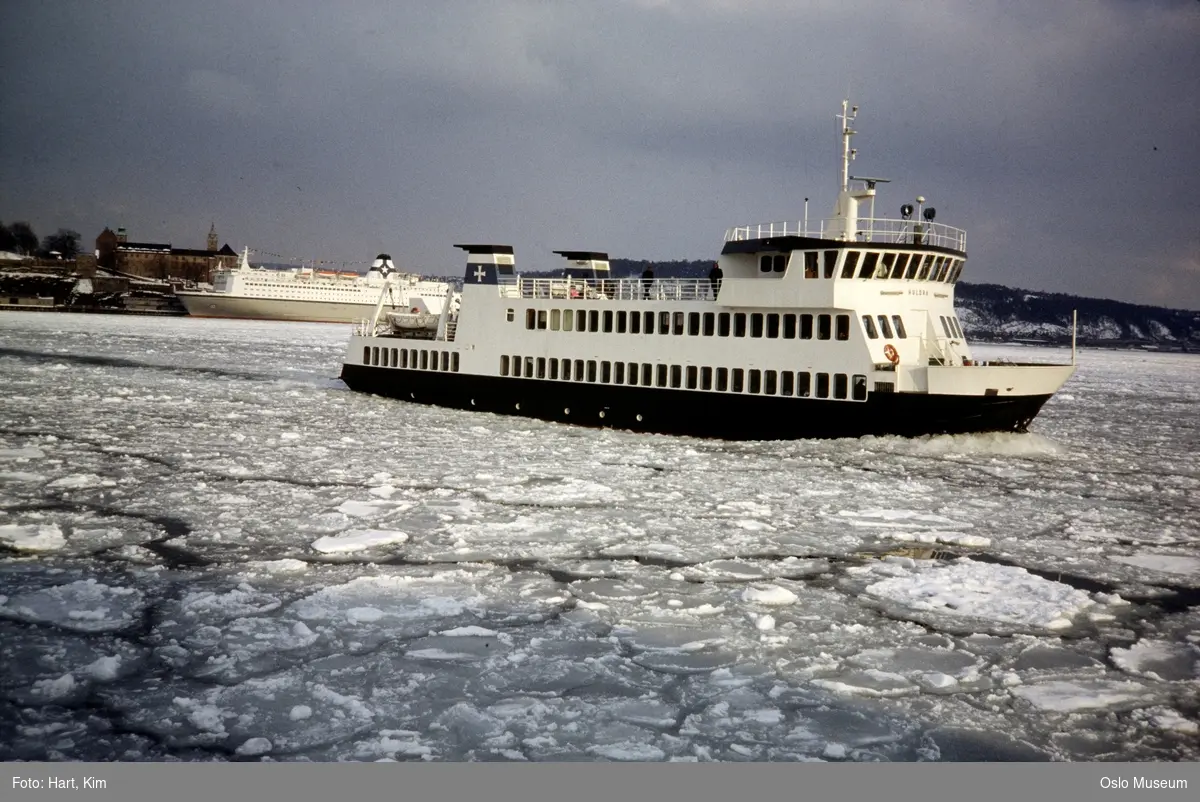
[883, 343, 899, 365]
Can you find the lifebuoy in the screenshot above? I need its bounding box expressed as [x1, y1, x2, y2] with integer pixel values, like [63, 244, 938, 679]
[883, 343, 899, 365]
[410, 307, 419, 314]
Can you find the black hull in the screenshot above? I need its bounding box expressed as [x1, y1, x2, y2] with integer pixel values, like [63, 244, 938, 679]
[339, 365, 1053, 440]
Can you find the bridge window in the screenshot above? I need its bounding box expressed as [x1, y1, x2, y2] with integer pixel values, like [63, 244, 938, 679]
[734, 313, 747, 337]
[892, 315, 908, 338]
[893, 254, 910, 279]
[701, 366, 713, 390]
[688, 312, 700, 336]
[751, 313, 764, 338]
[703, 312, 715, 336]
[773, 254, 786, 272]
[716, 367, 729, 392]
[836, 314, 850, 340]
[767, 313, 779, 338]
[904, 255, 921, 280]
[760, 255, 772, 273]
[816, 373, 830, 398]
[853, 374, 867, 401]
[834, 373, 848, 399]
[500, 355, 510, 376]
[732, 369, 745, 393]
[617, 310, 628, 333]
[857, 252, 878, 279]
[781, 371, 794, 396]
[797, 372, 811, 397]
[718, 313, 731, 337]
[880, 253, 897, 279]
[824, 250, 838, 278]
[878, 315, 893, 339]
[841, 251, 860, 279]
[917, 255, 933, 281]
[863, 315, 878, 339]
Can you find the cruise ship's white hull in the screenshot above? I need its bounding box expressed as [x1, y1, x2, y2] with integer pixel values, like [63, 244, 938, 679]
[176, 292, 381, 324]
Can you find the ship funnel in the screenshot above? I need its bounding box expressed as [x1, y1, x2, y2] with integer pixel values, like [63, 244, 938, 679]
[370, 253, 395, 276]
[553, 250, 610, 281]
[455, 244, 515, 286]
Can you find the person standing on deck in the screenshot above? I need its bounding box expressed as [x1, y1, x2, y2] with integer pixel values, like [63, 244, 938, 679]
[708, 261, 723, 299]
[641, 263, 654, 299]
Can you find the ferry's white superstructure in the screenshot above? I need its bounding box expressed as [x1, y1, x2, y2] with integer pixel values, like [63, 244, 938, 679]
[339, 102, 1076, 439]
[177, 251, 455, 324]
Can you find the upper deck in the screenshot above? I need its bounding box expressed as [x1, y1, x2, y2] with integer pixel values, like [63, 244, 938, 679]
[725, 217, 966, 253]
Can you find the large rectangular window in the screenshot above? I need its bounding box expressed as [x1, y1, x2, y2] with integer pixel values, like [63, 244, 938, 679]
[577, 309, 588, 332]
[863, 315, 878, 339]
[673, 312, 685, 336]
[441, 352, 450, 371]
[656, 364, 668, 387]
[836, 314, 850, 341]
[764, 370, 777, 395]
[731, 368, 744, 393]
[894, 254, 911, 279]
[783, 313, 797, 339]
[451, 353, 459, 372]
[537, 310, 548, 330]
[686, 365, 698, 389]
[630, 311, 641, 334]
[800, 314, 814, 339]
[526, 309, 536, 329]
[641, 363, 653, 386]
[644, 311, 654, 334]
[603, 310, 614, 333]
[748, 369, 761, 394]
[617, 310, 628, 333]
[562, 358, 572, 381]
[500, 355, 510, 376]
[574, 359, 585, 381]
[766, 314, 780, 338]
[804, 251, 819, 278]
[852, 374, 868, 401]
[716, 367, 728, 392]
[626, 362, 637, 385]
[880, 253, 897, 279]
[718, 313, 731, 337]
[536, 357, 546, 379]
[781, 371, 794, 396]
[587, 360, 597, 382]
[703, 312, 715, 336]
[601, 361, 611, 383]
[549, 359, 559, 380]
[524, 357, 534, 377]
[550, 309, 561, 331]
[614, 362, 624, 384]
[688, 312, 701, 336]
[857, 252, 879, 279]
[834, 373, 848, 399]
[670, 364, 682, 388]
[421, 351, 430, 370]
[905, 255, 922, 280]
[563, 309, 574, 330]
[750, 313, 764, 338]
[817, 314, 832, 340]
[588, 310, 600, 332]
[878, 315, 893, 339]
[798, 372, 811, 397]
[893, 315, 908, 338]
[816, 373, 830, 398]
[734, 313, 747, 337]
[824, 250, 838, 278]
[658, 311, 670, 335]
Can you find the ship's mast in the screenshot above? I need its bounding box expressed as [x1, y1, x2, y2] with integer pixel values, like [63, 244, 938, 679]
[837, 99, 858, 193]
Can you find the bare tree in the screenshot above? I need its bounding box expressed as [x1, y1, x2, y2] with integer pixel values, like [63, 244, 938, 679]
[41, 228, 82, 259]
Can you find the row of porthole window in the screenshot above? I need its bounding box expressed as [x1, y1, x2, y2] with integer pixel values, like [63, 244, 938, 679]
[519, 308, 854, 341]
[500, 355, 868, 401]
[364, 345, 460, 372]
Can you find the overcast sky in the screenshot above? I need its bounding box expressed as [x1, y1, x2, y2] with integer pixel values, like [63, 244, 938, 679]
[2, 0, 1197, 308]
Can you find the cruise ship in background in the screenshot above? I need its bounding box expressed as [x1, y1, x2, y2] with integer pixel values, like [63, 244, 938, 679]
[176, 249, 457, 324]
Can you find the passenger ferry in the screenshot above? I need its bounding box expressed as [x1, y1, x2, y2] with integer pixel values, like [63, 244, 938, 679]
[339, 102, 1076, 439]
[176, 250, 455, 325]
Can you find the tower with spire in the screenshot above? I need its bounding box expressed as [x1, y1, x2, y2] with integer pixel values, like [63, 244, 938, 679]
[207, 223, 218, 252]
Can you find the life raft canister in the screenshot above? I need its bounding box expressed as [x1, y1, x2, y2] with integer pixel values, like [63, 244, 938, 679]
[883, 343, 899, 365]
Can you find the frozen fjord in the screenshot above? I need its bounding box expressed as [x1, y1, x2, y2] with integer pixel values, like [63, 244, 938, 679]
[0, 311, 1197, 762]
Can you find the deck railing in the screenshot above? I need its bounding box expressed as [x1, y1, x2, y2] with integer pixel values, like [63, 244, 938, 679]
[499, 277, 718, 302]
[725, 217, 966, 251]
